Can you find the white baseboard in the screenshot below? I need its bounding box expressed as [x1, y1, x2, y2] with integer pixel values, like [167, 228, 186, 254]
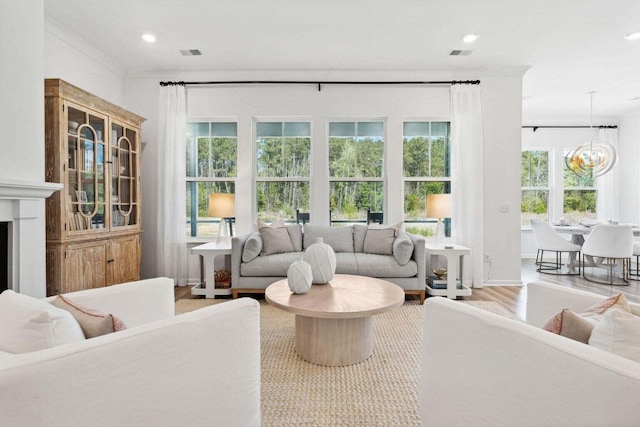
[481, 279, 524, 287]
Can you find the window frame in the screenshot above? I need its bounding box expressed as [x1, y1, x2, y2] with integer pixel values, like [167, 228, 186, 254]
[185, 119, 238, 238]
[520, 148, 551, 227]
[254, 118, 312, 223]
[327, 119, 386, 225]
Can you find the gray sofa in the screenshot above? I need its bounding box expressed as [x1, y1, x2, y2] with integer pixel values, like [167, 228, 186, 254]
[231, 223, 426, 303]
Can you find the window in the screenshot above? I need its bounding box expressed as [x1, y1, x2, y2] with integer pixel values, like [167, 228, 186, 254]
[403, 121, 451, 237]
[186, 122, 237, 237]
[256, 121, 311, 222]
[521, 150, 549, 227]
[563, 152, 596, 223]
[329, 121, 384, 225]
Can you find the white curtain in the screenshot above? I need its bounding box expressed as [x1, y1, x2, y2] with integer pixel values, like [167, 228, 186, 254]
[596, 127, 620, 222]
[156, 84, 187, 286]
[451, 84, 484, 287]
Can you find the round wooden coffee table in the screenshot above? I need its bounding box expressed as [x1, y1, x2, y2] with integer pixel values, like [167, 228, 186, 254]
[265, 274, 404, 366]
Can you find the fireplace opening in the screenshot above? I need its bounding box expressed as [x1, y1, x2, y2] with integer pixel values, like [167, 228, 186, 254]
[0, 222, 7, 292]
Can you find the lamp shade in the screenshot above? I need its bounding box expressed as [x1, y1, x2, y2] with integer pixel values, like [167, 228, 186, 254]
[427, 194, 452, 219]
[209, 193, 235, 218]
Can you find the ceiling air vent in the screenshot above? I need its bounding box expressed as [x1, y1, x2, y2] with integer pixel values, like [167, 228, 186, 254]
[180, 49, 202, 56]
[449, 50, 472, 56]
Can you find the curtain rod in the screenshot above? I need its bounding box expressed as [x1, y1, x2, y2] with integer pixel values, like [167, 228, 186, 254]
[523, 125, 617, 132]
[159, 79, 480, 91]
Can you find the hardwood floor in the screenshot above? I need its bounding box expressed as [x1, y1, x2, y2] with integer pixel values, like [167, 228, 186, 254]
[175, 258, 640, 322]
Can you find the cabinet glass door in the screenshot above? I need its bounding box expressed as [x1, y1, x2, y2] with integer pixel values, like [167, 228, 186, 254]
[66, 104, 107, 232]
[111, 122, 139, 229]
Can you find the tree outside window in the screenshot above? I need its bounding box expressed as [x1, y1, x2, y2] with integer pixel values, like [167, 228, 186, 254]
[563, 151, 596, 223]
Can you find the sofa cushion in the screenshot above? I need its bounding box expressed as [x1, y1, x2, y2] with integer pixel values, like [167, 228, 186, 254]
[353, 224, 368, 253]
[241, 252, 302, 277]
[303, 224, 353, 253]
[589, 309, 640, 363]
[335, 253, 359, 275]
[259, 221, 294, 255]
[551, 309, 595, 344]
[0, 290, 85, 353]
[51, 295, 127, 338]
[242, 232, 263, 262]
[354, 253, 418, 278]
[392, 232, 415, 265]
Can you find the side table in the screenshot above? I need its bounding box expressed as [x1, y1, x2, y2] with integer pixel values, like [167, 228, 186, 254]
[425, 243, 472, 299]
[190, 239, 232, 299]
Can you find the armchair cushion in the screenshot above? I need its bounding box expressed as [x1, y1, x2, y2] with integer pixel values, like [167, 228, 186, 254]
[0, 290, 85, 353]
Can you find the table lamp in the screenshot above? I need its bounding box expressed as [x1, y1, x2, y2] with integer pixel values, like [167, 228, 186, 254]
[209, 193, 235, 240]
[427, 193, 452, 244]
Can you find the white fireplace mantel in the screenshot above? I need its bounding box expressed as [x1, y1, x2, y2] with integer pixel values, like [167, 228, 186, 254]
[0, 178, 62, 200]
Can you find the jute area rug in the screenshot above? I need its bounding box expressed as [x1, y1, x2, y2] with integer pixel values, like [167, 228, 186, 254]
[175, 298, 517, 426]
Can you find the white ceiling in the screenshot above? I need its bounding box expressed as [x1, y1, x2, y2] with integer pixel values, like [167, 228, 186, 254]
[44, 0, 640, 122]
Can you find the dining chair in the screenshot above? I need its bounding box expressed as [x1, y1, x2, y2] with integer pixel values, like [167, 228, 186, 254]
[581, 224, 633, 285]
[530, 219, 582, 275]
[296, 209, 310, 225]
[366, 209, 383, 225]
[628, 242, 640, 281]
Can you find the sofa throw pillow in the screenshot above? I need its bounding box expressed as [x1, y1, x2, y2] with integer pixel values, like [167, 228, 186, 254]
[589, 309, 640, 363]
[242, 232, 263, 262]
[286, 224, 303, 252]
[0, 290, 85, 353]
[392, 232, 414, 265]
[352, 224, 368, 253]
[259, 221, 294, 255]
[543, 293, 631, 342]
[364, 228, 396, 255]
[545, 309, 595, 344]
[51, 295, 127, 338]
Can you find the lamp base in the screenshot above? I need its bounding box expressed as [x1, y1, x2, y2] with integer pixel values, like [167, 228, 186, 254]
[434, 218, 445, 245]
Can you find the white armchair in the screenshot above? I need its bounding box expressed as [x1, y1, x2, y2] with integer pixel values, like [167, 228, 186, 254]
[0, 278, 261, 427]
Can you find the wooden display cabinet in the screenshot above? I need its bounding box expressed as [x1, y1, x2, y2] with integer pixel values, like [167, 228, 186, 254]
[44, 79, 145, 296]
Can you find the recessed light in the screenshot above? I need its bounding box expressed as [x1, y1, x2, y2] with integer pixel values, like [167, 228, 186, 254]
[624, 31, 640, 40]
[141, 33, 156, 43]
[462, 34, 479, 43]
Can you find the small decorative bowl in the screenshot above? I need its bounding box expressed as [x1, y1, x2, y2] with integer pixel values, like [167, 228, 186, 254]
[432, 268, 447, 279]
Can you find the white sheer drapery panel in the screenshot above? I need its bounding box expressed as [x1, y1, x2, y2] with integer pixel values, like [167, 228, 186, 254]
[450, 85, 484, 287]
[596, 127, 620, 223]
[156, 85, 188, 286]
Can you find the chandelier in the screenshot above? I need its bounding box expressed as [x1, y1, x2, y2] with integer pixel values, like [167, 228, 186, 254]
[565, 93, 617, 178]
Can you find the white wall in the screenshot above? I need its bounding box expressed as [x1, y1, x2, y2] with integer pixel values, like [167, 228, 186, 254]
[44, 17, 125, 107]
[618, 108, 640, 228]
[0, 0, 45, 182]
[125, 71, 524, 286]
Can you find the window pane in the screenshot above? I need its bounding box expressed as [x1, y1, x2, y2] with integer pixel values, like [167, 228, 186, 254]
[329, 181, 383, 222]
[257, 181, 309, 222]
[563, 159, 596, 188]
[257, 137, 310, 178]
[521, 190, 548, 227]
[211, 122, 237, 137]
[563, 190, 596, 222]
[329, 137, 355, 177]
[431, 122, 449, 138]
[403, 122, 429, 137]
[257, 122, 282, 137]
[329, 122, 355, 137]
[521, 151, 548, 187]
[284, 122, 310, 137]
[404, 181, 447, 220]
[357, 121, 384, 137]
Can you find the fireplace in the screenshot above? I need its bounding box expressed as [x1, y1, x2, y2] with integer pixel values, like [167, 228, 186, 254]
[0, 179, 62, 297]
[0, 222, 7, 293]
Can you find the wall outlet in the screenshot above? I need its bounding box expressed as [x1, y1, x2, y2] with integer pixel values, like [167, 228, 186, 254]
[499, 203, 510, 213]
[483, 253, 492, 263]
